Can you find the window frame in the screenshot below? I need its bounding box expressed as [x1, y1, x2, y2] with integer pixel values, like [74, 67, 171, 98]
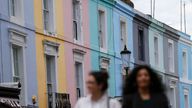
[42, 0, 56, 35]
[9, 29, 27, 106]
[168, 39, 175, 73]
[154, 36, 159, 65]
[120, 17, 128, 51]
[44, 41, 59, 108]
[138, 27, 145, 61]
[169, 83, 177, 108]
[184, 89, 190, 108]
[182, 49, 188, 79]
[74, 52, 85, 99]
[73, 0, 83, 45]
[9, 0, 24, 25]
[98, 6, 108, 52]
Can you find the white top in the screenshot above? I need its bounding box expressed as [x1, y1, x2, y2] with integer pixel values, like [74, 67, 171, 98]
[74, 94, 121, 108]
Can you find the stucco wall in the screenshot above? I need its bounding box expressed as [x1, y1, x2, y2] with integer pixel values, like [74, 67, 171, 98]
[89, 0, 116, 97]
[0, 0, 38, 106]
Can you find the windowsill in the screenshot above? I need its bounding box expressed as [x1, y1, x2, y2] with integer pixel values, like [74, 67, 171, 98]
[74, 39, 83, 46]
[10, 16, 24, 26]
[100, 48, 107, 53]
[44, 30, 56, 37]
[180, 78, 192, 84]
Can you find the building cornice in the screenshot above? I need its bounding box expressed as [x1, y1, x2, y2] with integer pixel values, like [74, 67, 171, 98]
[114, 1, 135, 17]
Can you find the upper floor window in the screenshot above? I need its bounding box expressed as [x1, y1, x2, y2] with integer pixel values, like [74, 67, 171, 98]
[120, 18, 127, 50]
[9, 0, 24, 24]
[73, 0, 82, 43]
[182, 51, 188, 79]
[154, 37, 159, 65]
[138, 28, 145, 61]
[98, 7, 107, 51]
[168, 39, 174, 72]
[43, 0, 55, 33]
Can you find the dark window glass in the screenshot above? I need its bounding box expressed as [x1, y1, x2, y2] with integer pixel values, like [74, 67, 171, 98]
[138, 29, 145, 61]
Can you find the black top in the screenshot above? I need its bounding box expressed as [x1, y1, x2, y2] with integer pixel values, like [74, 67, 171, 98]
[122, 93, 169, 108]
[141, 99, 153, 108]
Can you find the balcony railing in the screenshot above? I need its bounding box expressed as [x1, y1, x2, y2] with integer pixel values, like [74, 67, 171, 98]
[48, 92, 71, 108]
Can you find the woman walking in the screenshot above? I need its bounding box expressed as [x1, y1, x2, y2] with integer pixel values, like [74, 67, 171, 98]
[122, 65, 169, 108]
[75, 70, 121, 108]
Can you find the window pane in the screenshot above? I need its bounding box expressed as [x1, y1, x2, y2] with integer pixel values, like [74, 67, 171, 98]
[168, 42, 174, 72]
[182, 52, 187, 78]
[10, 0, 16, 16]
[44, 10, 49, 31]
[98, 10, 105, 49]
[120, 21, 126, 50]
[138, 29, 145, 61]
[43, 0, 49, 10]
[75, 62, 83, 98]
[73, 21, 78, 40]
[12, 46, 20, 82]
[154, 37, 158, 65]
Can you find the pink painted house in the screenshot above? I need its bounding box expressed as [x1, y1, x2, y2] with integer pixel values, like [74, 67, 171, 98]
[63, 0, 91, 107]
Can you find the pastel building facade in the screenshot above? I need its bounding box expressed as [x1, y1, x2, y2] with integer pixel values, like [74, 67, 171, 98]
[0, 0, 38, 107]
[89, 0, 116, 97]
[148, 19, 165, 76]
[34, 0, 67, 107]
[63, 0, 91, 107]
[113, 0, 135, 96]
[178, 32, 192, 108]
[163, 25, 180, 108]
[132, 11, 150, 65]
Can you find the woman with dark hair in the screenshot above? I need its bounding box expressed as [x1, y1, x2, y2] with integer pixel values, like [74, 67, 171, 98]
[122, 65, 169, 108]
[75, 70, 121, 108]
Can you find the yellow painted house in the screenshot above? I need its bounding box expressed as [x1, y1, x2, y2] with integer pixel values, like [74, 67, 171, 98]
[34, 0, 67, 107]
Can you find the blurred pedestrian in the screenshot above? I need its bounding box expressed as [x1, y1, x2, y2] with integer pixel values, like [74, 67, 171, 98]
[75, 70, 121, 108]
[122, 65, 169, 108]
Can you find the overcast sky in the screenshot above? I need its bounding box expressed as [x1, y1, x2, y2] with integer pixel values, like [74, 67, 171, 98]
[132, 0, 192, 35]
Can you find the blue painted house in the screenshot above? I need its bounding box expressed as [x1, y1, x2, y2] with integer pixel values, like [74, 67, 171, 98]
[113, 0, 135, 96]
[0, 0, 38, 107]
[89, 0, 116, 97]
[178, 32, 192, 108]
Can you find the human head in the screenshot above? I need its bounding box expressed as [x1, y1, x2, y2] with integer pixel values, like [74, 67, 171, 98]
[123, 65, 165, 95]
[86, 70, 109, 95]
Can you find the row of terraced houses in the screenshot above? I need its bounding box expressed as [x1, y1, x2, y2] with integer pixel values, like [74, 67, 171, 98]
[0, 0, 192, 108]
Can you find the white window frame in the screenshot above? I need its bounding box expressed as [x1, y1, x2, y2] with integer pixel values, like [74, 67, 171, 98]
[74, 52, 85, 98]
[73, 0, 83, 45]
[182, 50, 188, 79]
[168, 39, 175, 73]
[184, 89, 190, 108]
[169, 83, 177, 108]
[154, 36, 159, 66]
[44, 41, 59, 108]
[9, 0, 24, 25]
[42, 0, 56, 36]
[120, 17, 127, 51]
[98, 6, 108, 53]
[9, 29, 27, 106]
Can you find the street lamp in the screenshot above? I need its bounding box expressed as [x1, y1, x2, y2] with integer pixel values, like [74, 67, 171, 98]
[120, 45, 131, 76]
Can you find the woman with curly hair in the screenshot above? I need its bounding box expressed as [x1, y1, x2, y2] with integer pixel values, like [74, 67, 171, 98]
[122, 65, 169, 108]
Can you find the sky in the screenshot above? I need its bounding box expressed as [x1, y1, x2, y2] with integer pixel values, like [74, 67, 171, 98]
[132, 0, 192, 35]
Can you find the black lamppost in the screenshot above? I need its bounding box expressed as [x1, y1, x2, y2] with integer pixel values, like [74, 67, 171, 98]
[120, 45, 131, 77]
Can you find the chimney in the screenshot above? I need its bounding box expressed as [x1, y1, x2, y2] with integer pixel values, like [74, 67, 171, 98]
[121, 0, 134, 8]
